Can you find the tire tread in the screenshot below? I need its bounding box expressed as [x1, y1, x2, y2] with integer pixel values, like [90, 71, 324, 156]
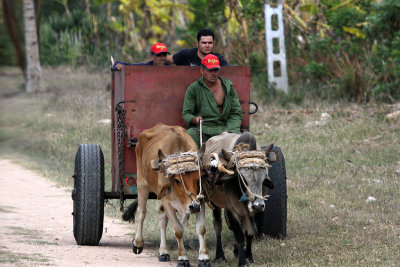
[73, 144, 104, 245]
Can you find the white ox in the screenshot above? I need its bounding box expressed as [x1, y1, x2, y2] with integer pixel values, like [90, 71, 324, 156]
[202, 131, 274, 267]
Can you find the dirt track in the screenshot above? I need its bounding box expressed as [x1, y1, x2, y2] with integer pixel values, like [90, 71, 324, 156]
[0, 158, 174, 266]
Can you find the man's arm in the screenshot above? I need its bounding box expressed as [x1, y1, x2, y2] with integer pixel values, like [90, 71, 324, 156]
[182, 85, 198, 125]
[166, 54, 174, 64]
[217, 54, 229, 66]
[112, 61, 150, 70]
[170, 48, 193, 66]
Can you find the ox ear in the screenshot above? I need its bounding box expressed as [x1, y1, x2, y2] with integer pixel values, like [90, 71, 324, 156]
[221, 149, 232, 161]
[158, 149, 166, 160]
[263, 176, 274, 189]
[157, 182, 172, 200]
[262, 144, 276, 163]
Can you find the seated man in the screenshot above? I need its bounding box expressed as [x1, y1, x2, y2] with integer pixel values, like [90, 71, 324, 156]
[167, 28, 229, 66]
[182, 54, 242, 149]
[112, 43, 170, 70]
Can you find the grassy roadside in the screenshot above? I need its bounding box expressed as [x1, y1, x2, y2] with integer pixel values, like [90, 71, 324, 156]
[0, 66, 111, 189]
[1, 66, 399, 266]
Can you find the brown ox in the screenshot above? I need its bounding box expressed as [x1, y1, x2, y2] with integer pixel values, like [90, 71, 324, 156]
[203, 131, 274, 267]
[123, 123, 210, 267]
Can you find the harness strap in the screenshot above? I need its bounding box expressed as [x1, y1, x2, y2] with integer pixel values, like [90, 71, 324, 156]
[199, 119, 203, 147]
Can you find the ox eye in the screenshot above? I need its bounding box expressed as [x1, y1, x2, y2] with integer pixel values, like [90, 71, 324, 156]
[174, 178, 181, 185]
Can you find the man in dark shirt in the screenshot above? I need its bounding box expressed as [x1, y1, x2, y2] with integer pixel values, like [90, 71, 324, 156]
[167, 29, 229, 66]
[112, 43, 170, 70]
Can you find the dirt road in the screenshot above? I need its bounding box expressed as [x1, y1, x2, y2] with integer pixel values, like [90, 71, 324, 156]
[0, 158, 174, 266]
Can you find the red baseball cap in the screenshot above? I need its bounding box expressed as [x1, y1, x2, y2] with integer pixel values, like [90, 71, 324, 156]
[201, 54, 220, 70]
[150, 43, 169, 55]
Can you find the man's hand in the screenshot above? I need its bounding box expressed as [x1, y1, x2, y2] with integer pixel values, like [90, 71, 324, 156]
[116, 63, 124, 71]
[191, 116, 203, 126]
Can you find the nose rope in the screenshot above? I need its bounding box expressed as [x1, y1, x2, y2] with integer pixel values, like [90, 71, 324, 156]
[175, 157, 204, 202]
[233, 153, 269, 201]
[196, 156, 204, 201]
[196, 119, 204, 201]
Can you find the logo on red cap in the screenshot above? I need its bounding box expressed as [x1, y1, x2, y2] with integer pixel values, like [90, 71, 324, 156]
[150, 43, 169, 55]
[201, 54, 220, 70]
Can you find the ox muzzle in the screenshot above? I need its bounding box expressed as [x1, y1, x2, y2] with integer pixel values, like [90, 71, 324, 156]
[189, 201, 201, 213]
[250, 198, 265, 212]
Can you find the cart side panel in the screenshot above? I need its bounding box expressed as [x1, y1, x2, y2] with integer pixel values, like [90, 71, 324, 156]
[124, 66, 250, 133]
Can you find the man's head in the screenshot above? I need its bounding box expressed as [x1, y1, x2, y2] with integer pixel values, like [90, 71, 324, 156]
[196, 29, 215, 57]
[150, 43, 170, 66]
[200, 54, 220, 84]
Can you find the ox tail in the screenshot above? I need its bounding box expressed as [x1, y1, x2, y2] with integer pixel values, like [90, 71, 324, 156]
[122, 200, 138, 223]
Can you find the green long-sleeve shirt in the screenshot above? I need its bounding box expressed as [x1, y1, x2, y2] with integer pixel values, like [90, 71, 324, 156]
[182, 76, 242, 136]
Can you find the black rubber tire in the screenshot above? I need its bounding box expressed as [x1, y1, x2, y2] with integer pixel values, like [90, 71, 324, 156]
[72, 144, 105, 245]
[258, 145, 287, 238]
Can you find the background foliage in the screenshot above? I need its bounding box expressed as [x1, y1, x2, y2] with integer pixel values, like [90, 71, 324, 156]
[1, 0, 399, 102]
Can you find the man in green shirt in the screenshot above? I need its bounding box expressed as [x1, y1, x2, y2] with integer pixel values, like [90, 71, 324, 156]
[182, 54, 242, 148]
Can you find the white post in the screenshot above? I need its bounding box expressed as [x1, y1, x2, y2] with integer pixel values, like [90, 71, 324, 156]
[265, 0, 289, 93]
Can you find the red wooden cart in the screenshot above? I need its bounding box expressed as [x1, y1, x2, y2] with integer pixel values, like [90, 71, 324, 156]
[72, 66, 287, 246]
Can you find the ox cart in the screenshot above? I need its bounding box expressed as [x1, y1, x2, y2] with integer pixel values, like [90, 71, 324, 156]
[72, 66, 287, 246]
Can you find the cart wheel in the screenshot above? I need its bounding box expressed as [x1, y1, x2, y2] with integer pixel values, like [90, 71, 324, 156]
[257, 145, 287, 238]
[72, 144, 105, 245]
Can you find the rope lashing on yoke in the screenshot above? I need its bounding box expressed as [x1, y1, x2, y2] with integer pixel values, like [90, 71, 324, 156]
[158, 151, 204, 202]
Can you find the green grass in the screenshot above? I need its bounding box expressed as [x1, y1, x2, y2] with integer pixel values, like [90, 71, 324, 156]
[1, 66, 399, 266]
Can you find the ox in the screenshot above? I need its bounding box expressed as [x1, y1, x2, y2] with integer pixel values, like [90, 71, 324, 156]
[202, 131, 274, 267]
[122, 123, 210, 267]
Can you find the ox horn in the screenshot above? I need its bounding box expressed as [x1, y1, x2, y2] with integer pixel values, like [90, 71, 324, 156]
[218, 162, 234, 175]
[221, 149, 232, 161]
[158, 149, 166, 160]
[212, 153, 234, 175]
[151, 159, 160, 171]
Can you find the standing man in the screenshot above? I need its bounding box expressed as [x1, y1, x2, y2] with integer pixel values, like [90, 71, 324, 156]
[182, 54, 242, 148]
[112, 43, 170, 70]
[167, 29, 229, 66]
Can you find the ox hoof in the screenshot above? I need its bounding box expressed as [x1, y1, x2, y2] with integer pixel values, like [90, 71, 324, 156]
[177, 259, 190, 267]
[198, 259, 211, 267]
[237, 261, 251, 267]
[237, 259, 251, 267]
[132, 241, 143, 254]
[158, 254, 171, 262]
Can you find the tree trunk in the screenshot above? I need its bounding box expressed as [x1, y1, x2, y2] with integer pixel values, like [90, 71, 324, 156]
[23, 0, 44, 93]
[2, 0, 26, 76]
[85, 0, 91, 15]
[34, 0, 40, 55]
